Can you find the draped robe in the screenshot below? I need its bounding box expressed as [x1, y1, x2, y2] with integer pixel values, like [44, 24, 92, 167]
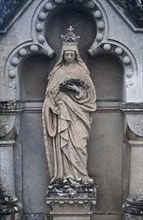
[42, 62, 96, 182]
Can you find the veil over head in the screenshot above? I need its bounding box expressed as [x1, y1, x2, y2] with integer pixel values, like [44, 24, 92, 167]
[48, 27, 90, 79]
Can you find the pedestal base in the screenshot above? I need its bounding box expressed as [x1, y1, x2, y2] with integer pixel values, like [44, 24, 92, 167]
[46, 178, 96, 220]
[47, 198, 96, 220]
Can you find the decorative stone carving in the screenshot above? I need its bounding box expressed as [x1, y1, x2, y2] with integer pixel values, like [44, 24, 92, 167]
[32, 0, 107, 56]
[0, 115, 15, 138]
[86, 1, 95, 9]
[123, 196, 143, 217]
[89, 40, 136, 69]
[47, 197, 96, 220]
[8, 70, 16, 79]
[89, 39, 138, 92]
[0, 100, 20, 112]
[42, 27, 96, 184]
[120, 102, 143, 112]
[0, 101, 24, 138]
[4, 42, 53, 100]
[123, 56, 131, 65]
[11, 57, 19, 66]
[126, 69, 134, 78]
[47, 178, 96, 199]
[103, 43, 111, 51]
[126, 114, 143, 137]
[0, 183, 22, 215]
[4, 0, 138, 104]
[115, 47, 123, 55]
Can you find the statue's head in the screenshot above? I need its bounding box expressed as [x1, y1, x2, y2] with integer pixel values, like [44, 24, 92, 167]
[60, 26, 80, 64]
[52, 26, 90, 75]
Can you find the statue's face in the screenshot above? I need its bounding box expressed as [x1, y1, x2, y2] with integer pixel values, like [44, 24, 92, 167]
[64, 50, 76, 64]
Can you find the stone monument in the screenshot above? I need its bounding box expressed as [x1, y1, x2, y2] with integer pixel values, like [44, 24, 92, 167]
[42, 26, 97, 220]
[0, 1, 143, 219]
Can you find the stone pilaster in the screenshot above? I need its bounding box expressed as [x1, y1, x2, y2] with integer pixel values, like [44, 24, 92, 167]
[0, 101, 23, 219]
[0, 141, 22, 220]
[129, 140, 143, 197]
[123, 113, 143, 220]
[123, 140, 143, 220]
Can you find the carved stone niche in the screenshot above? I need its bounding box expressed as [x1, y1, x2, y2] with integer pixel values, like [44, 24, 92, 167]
[2, 0, 142, 220]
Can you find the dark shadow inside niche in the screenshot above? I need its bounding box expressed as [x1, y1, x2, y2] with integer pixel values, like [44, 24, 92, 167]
[87, 54, 124, 101]
[19, 54, 54, 101]
[45, 4, 96, 62]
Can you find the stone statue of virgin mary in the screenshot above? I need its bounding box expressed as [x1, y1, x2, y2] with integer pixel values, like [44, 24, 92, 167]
[42, 27, 96, 186]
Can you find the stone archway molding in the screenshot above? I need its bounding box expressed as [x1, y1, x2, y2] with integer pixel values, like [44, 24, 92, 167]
[1, 0, 140, 151]
[4, 0, 138, 103]
[88, 38, 138, 101]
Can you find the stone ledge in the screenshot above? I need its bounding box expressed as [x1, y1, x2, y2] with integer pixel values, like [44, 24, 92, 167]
[46, 197, 96, 205]
[0, 184, 22, 215]
[1, 101, 143, 113]
[120, 102, 143, 111]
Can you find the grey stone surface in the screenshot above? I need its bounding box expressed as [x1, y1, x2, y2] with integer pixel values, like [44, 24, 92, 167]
[21, 112, 50, 213]
[21, 213, 49, 220]
[88, 112, 124, 213]
[14, 143, 23, 201]
[0, 144, 16, 199]
[20, 213, 124, 220]
[129, 141, 143, 196]
[53, 217, 90, 220]
[92, 215, 123, 220]
[88, 54, 123, 100]
[125, 214, 143, 220]
[20, 55, 52, 100]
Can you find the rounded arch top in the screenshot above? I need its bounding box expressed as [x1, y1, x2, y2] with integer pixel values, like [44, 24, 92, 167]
[31, 0, 109, 54]
[3, 0, 139, 103]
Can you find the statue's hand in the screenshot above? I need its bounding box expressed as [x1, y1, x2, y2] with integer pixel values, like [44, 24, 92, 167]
[66, 83, 80, 93]
[50, 105, 60, 115]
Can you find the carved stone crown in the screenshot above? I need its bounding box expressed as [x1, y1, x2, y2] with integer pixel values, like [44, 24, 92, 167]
[61, 26, 80, 44]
